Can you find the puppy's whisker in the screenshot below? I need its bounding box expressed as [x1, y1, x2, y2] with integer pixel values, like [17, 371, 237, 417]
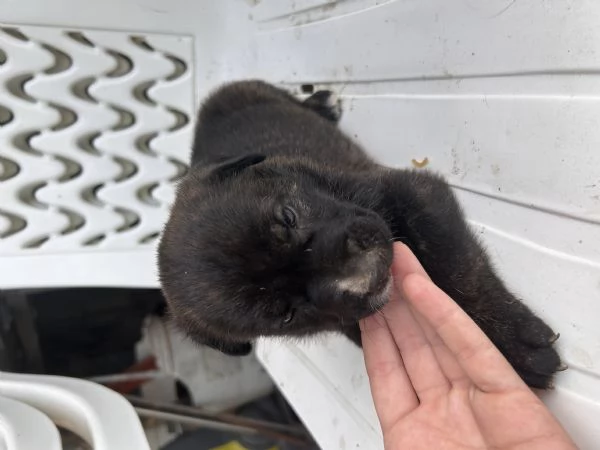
[374, 310, 386, 321]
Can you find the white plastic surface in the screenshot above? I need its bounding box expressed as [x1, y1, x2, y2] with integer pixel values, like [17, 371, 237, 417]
[246, 1, 600, 448]
[0, 0, 599, 448]
[0, 371, 150, 449]
[0, 24, 194, 288]
[0, 395, 61, 450]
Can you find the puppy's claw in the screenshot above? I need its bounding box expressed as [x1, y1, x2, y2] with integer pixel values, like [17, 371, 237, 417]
[548, 333, 560, 344]
[557, 363, 569, 372]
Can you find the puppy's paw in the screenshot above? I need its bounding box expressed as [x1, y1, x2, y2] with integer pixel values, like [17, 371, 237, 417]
[494, 311, 563, 389]
[303, 90, 342, 122]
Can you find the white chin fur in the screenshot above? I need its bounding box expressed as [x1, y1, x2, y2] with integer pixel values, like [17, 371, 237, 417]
[334, 250, 383, 296]
[334, 273, 392, 312]
[335, 272, 372, 296]
[369, 277, 393, 311]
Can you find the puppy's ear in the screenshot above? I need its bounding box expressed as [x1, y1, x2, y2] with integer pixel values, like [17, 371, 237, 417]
[210, 154, 266, 181]
[202, 336, 253, 356]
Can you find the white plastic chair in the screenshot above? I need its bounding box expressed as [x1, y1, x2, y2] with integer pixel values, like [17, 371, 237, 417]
[0, 371, 150, 450]
[0, 396, 61, 450]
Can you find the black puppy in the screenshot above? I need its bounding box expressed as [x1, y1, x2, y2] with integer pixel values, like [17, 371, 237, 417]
[159, 80, 563, 389]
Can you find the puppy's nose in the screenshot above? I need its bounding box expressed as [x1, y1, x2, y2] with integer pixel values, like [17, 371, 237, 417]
[345, 218, 390, 255]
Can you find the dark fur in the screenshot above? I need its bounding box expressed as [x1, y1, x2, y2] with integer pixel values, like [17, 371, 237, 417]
[159, 80, 562, 388]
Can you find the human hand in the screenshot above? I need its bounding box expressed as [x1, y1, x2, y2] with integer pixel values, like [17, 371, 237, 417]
[360, 243, 576, 450]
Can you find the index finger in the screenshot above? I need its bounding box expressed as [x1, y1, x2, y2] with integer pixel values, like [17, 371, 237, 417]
[402, 273, 526, 392]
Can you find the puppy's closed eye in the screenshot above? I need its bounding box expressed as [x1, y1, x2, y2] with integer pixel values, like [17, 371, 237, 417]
[283, 307, 295, 325]
[273, 205, 298, 242]
[280, 206, 297, 228]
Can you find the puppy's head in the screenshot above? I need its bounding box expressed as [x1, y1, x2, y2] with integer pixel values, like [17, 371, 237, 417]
[158, 155, 393, 353]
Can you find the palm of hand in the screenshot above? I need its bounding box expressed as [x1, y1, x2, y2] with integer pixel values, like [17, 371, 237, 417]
[384, 387, 568, 449]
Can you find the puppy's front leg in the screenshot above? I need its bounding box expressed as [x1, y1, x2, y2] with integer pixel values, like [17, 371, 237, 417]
[377, 170, 562, 389]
